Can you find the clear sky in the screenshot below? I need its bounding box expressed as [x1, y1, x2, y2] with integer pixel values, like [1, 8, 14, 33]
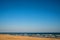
[0, 0, 60, 32]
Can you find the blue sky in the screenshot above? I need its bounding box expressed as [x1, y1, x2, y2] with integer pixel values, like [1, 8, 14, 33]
[0, 0, 60, 32]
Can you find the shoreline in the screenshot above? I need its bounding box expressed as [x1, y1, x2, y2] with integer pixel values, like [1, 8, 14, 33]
[0, 34, 60, 40]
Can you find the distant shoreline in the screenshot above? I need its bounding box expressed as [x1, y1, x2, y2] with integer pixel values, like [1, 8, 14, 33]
[0, 32, 60, 38]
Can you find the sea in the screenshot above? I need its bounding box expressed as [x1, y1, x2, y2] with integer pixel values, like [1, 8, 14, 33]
[0, 32, 60, 38]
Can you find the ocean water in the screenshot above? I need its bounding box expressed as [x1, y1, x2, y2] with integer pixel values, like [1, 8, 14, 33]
[0, 32, 60, 38]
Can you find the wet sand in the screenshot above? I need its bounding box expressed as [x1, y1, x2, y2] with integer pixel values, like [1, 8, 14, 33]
[0, 34, 60, 40]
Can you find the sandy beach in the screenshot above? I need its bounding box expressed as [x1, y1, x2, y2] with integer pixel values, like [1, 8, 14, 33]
[0, 34, 60, 40]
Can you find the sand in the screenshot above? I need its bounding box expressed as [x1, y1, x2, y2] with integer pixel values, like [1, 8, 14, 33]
[0, 34, 60, 40]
